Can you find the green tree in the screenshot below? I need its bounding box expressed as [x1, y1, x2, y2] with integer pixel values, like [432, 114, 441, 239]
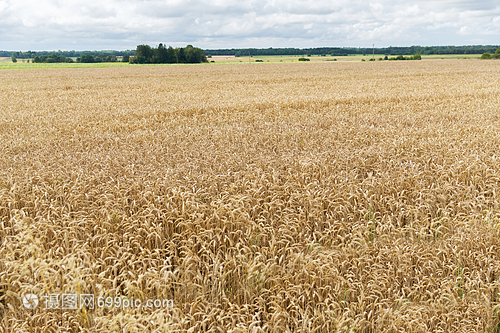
[481, 53, 492, 60]
[11, 56, 17, 63]
[178, 48, 186, 63]
[105, 55, 117, 62]
[130, 44, 207, 64]
[166, 46, 176, 63]
[134, 44, 153, 63]
[122, 55, 130, 62]
[184, 45, 207, 63]
[79, 54, 95, 63]
[185, 45, 197, 63]
[151, 43, 167, 63]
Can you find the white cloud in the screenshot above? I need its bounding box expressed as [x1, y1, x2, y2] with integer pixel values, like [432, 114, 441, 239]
[0, 0, 499, 50]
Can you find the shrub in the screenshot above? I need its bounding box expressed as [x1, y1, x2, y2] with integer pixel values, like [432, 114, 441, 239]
[481, 53, 492, 60]
[11, 56, 17, 63]
[255, 59, 264, 62]
[413, 53, 422, 60]
[298, 58, 310, 62]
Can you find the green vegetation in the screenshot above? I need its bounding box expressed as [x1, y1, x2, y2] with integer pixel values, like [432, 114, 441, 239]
[205, 45, 500, 57]
[385, 53, 422, 61]
[2, 45, 499, 64]
[130, 44, 207, 64]
[0, 62, 132, 70]
[298, 57, 310, 62]
[34, 54, 74, 63]
[1, 50, 134, 59]
[481, 49, 500, 59]
[77, 54, 119, 63]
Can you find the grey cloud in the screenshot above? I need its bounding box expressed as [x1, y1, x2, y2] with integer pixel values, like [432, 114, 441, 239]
[0, 0, 499, 50]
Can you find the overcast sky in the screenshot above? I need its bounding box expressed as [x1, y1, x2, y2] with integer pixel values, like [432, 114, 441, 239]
[1, 0, 499, 51]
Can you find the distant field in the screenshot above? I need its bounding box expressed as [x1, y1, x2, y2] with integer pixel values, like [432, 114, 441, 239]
[252, 54, 483, 62]
[0, 54, 483, 68]
[1, 60, 500, 332]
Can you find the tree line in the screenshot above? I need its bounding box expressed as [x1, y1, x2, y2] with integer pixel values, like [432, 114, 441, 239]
[206, 45, 500, 57]
[5, 45, 500, 63]
[2, 50, 135, 59]
[130, 44, 207, 64]
[4, 44, 208, 64]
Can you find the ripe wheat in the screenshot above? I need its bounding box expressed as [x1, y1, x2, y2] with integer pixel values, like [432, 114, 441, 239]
[1, 60, 500, 332]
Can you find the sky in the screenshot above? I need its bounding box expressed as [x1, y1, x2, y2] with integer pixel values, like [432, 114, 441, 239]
[1, 0, 499, 51]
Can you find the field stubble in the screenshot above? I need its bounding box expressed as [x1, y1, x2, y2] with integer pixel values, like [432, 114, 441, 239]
[1, 60, 500, 332]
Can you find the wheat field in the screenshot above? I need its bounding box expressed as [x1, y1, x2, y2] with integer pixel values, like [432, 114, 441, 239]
[1, 60, 500, 332]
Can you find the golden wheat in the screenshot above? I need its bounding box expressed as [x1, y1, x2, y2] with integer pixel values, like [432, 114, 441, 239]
[1, 60, 500, 332]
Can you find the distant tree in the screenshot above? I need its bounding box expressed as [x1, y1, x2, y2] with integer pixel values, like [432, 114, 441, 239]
[11, 56, 17, 63]
[153, 43, 167, 63]
[122, 55, 130, 62]
[129, 44, 207, 64]
[105, 55, 117, 62]
[494, 48, 500, 59]
[413, 53, 422, 60]
[133, 45, 153, 64]
[79, 54, 96, 63]
[384, 55, 388, 60]
[166, 46, 176, 63]
[184, 44, 207, 63]
[178, 48, 186, 63]
[185, 45, 196, 63]
[481, 53, 492, 60]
